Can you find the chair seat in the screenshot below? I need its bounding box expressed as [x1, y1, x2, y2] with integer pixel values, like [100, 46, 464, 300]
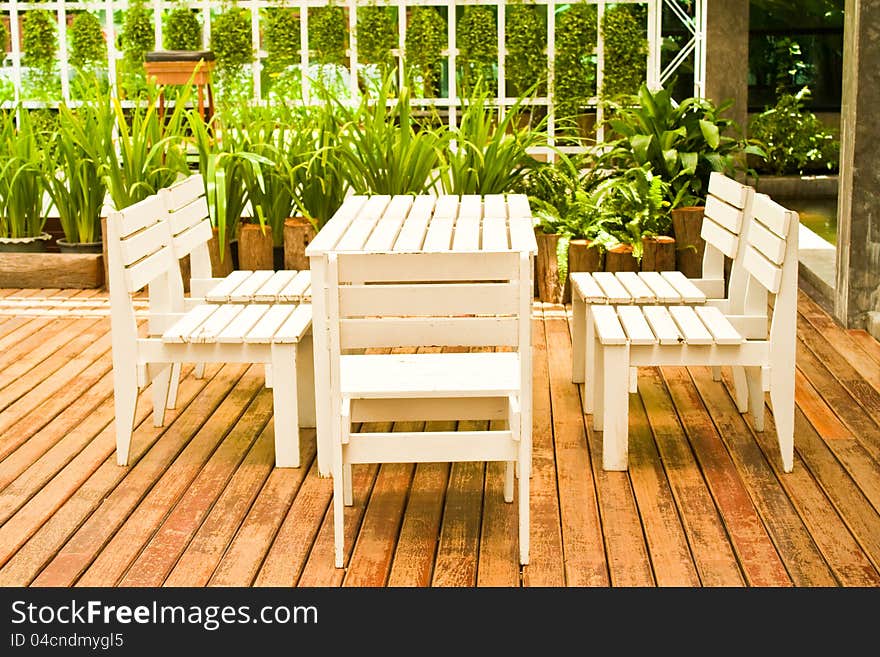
[570, 270, 707, 304]
[162, 303, 311, 344]
[592, 304, 745, 346]
[340, 352, 520, 399]
[203, 269, 312, 303]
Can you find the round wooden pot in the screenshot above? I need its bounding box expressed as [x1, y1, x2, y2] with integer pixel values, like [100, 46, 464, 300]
[283, 216, 317, 271]
[603, 244, 639, 273]
[208, 226, 234, 277]
[670, 206, 706, 278]
[535, 229, 564, 304]
[237, 223, 275, 271]
[640, 235, 676, 272]
[565, 238, 605, 303]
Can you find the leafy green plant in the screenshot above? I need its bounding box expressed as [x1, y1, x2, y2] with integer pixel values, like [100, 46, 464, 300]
[505, 2, 546, 97]
[43, 102, 107, 244]
[440, 81, 544, 194]
[598, 83, 763, 207]
[69, 11, 106, 71]
[120, 0, 155, 97]
[263, 4, 302, 100]
[309, 4, 347, 67]
[211, 1, 253, 111]
[749, 87, 839, 175]
[0, 108, 47, 240]
[357, 5, 397, 74]
[336, 75, 447, 195]
[554, 2, 597, 133]
[457, 6, 497, 95]
[0, 18, 9, 56]
[601, 3, 647, 99]
[405, 6, 446, 98]
[165, 3, 202, 51]
[22, 9, 59, 100]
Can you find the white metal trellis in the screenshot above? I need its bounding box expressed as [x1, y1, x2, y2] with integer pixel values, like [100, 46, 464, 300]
[0, 0, 707, 147]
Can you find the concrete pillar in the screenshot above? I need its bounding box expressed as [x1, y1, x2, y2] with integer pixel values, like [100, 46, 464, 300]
[704, 0, 749, 138]
[835, 0, 880, 337]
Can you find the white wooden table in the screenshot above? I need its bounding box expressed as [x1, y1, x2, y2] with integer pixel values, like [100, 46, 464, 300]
[306, 193, 538, 476]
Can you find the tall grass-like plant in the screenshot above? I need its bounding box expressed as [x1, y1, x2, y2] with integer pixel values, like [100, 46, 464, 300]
[43, 102, 107, 244]
[336, 76, 447, 195]
[440, 82, 544, 194]
[0, 109, 47, 239]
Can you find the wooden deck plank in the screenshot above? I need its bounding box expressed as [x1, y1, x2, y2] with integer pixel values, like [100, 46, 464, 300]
[431, 461, 485, 587]
[522, 314, 565, 587]
[22, 365, 245, 586]
[689, 367, 838, 586]
[661, 366, 792, 586]
[795, 369, 853, 441]
[118, 392, 275, 587]
[0, 369, 215, 585]
[0, 317, 102, 385]
[543, 304, 608, 586]
[637, 368, 746, 586]
[848, 330, 880, 367]
[476, 459, 520, 586]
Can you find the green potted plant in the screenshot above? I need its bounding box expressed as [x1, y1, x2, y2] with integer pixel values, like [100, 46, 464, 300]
[22, 8, 59, 101]
[457, 5, 497, 96]
[356, 4, 397, 90]
[404, 6, 446, 98]
[554, 2, 597, 140]
[69, 11, 108, 98]
[43, 102, 107, 254]
[211, 1, 254, 113]
[263, 2, 301, 101]
[309, 2, 347, 92]
[120, 0, 155, 98]
[164, 3, 203, 51]
[0, 109, 50, 252]
[505, 1, 546, 98]
[600, 3, 647, 100]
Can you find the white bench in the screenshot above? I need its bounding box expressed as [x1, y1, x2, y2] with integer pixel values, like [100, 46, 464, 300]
[571, 172, 757, 408]
[106, 193, 313, 469]
[590, 193, 799, 472]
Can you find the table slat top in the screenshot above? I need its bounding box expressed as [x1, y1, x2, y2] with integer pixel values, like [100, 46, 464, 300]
[305, 194, 537, 256]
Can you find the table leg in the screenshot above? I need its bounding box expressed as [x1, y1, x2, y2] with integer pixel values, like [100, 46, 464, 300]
[311, 256, 333, 477]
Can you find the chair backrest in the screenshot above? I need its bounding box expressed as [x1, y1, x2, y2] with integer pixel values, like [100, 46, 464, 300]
[158, 173, 214, 286]
[742, 192, 799, 303]
[699, 172, 756, 309]
[106, 193, 186, 350]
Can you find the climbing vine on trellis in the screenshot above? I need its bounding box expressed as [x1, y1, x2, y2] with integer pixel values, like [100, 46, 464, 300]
[505, 2, 546, 96]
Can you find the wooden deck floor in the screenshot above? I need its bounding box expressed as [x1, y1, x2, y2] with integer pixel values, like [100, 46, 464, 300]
[0, 286, 878, 587]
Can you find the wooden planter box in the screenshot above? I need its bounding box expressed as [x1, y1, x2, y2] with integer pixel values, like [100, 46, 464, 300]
[0, 252, 104, 289]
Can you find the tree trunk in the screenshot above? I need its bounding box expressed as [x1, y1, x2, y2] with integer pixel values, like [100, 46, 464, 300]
[640, 236, 676, 272]
[671, 206, 706, 277]
[535, 229, 563, 303]
[208, 227, 234, 277]
[566, 239, 605, 303]
[604, 244, 639, 272]
[237, 223, 274, 271]
[283, 216, 317, 270]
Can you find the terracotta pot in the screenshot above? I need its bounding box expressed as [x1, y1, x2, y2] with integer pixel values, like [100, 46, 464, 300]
[670, 206, 706, 277]
[283, 216, 317, 270]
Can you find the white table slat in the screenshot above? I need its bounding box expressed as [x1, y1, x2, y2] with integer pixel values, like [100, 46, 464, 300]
[617, 305, 658, 345]
[423, 215, 457, 252]
[481, 216, 509, 251]
[365, 195, 413, 252]
[694, 306, 744, 345]
[668, 306, 714, 345]
[162, 304, 219, 343]
[217, 304, 272, 343]
[433, 194, 460, 219]
[307, 195, 370, 255]
[459, 194, 483, 219]
[508, 216, 538, 254]
[452, 212, 481, 251]
[570, 272, 607, 303]
[187, 304, 244, 343]
[393, 196, 435, 251]
[592, 272, 632, 303]
[615, 272, 657, 303]
[636, 271, 682, 303]
[483, 194, 507, 218]
[660, 271, 707, 303]
[243, 304, 298, 343]
[229, 270, 276, 302]
[336, 195, 391, 251]
[277, 270, 312, 302]
[642, 306, 682, 345]
[204, 270, 253, 302]
[300, 282, 312, 303]
[506, 194, 531, 218]
[274, 304, 312, 343]
[591, 305, 627, 345]
[252, 270, 299, 302]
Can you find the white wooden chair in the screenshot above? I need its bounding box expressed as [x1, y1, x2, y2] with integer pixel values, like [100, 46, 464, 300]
[590, 193, 798, 472]
[570, 172, 757, 410]
[106, 193, 312, 468]
[326, 249, 532, 568]
[157, 175, 316, 427]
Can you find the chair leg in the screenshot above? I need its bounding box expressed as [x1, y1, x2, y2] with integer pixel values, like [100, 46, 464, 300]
[518, 435, 531, 566]
[571, 294, 585, 384]
[583, 304, 595, 413]
[166, 363, 181, 410]
[592, 330, 604, 432]
[712, 366, 722, 381]
[745, 366, 765, 432]
[333, 415, 347, 569]
[504, 462, 515, 503]
[629, 366, 638, 394]
[296, 333, 316, 428]
[270, 344, 300, 468]
[264, 363, 273, 389]
[113, 365, 139, 467]
[770, 369, 795, 473]
[602, 344, 630, 471]
[343, 463, 353, 506]
[151, 364, 173, 427]
[732, 365, 749, 413]
[194, 363, 206, 379]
